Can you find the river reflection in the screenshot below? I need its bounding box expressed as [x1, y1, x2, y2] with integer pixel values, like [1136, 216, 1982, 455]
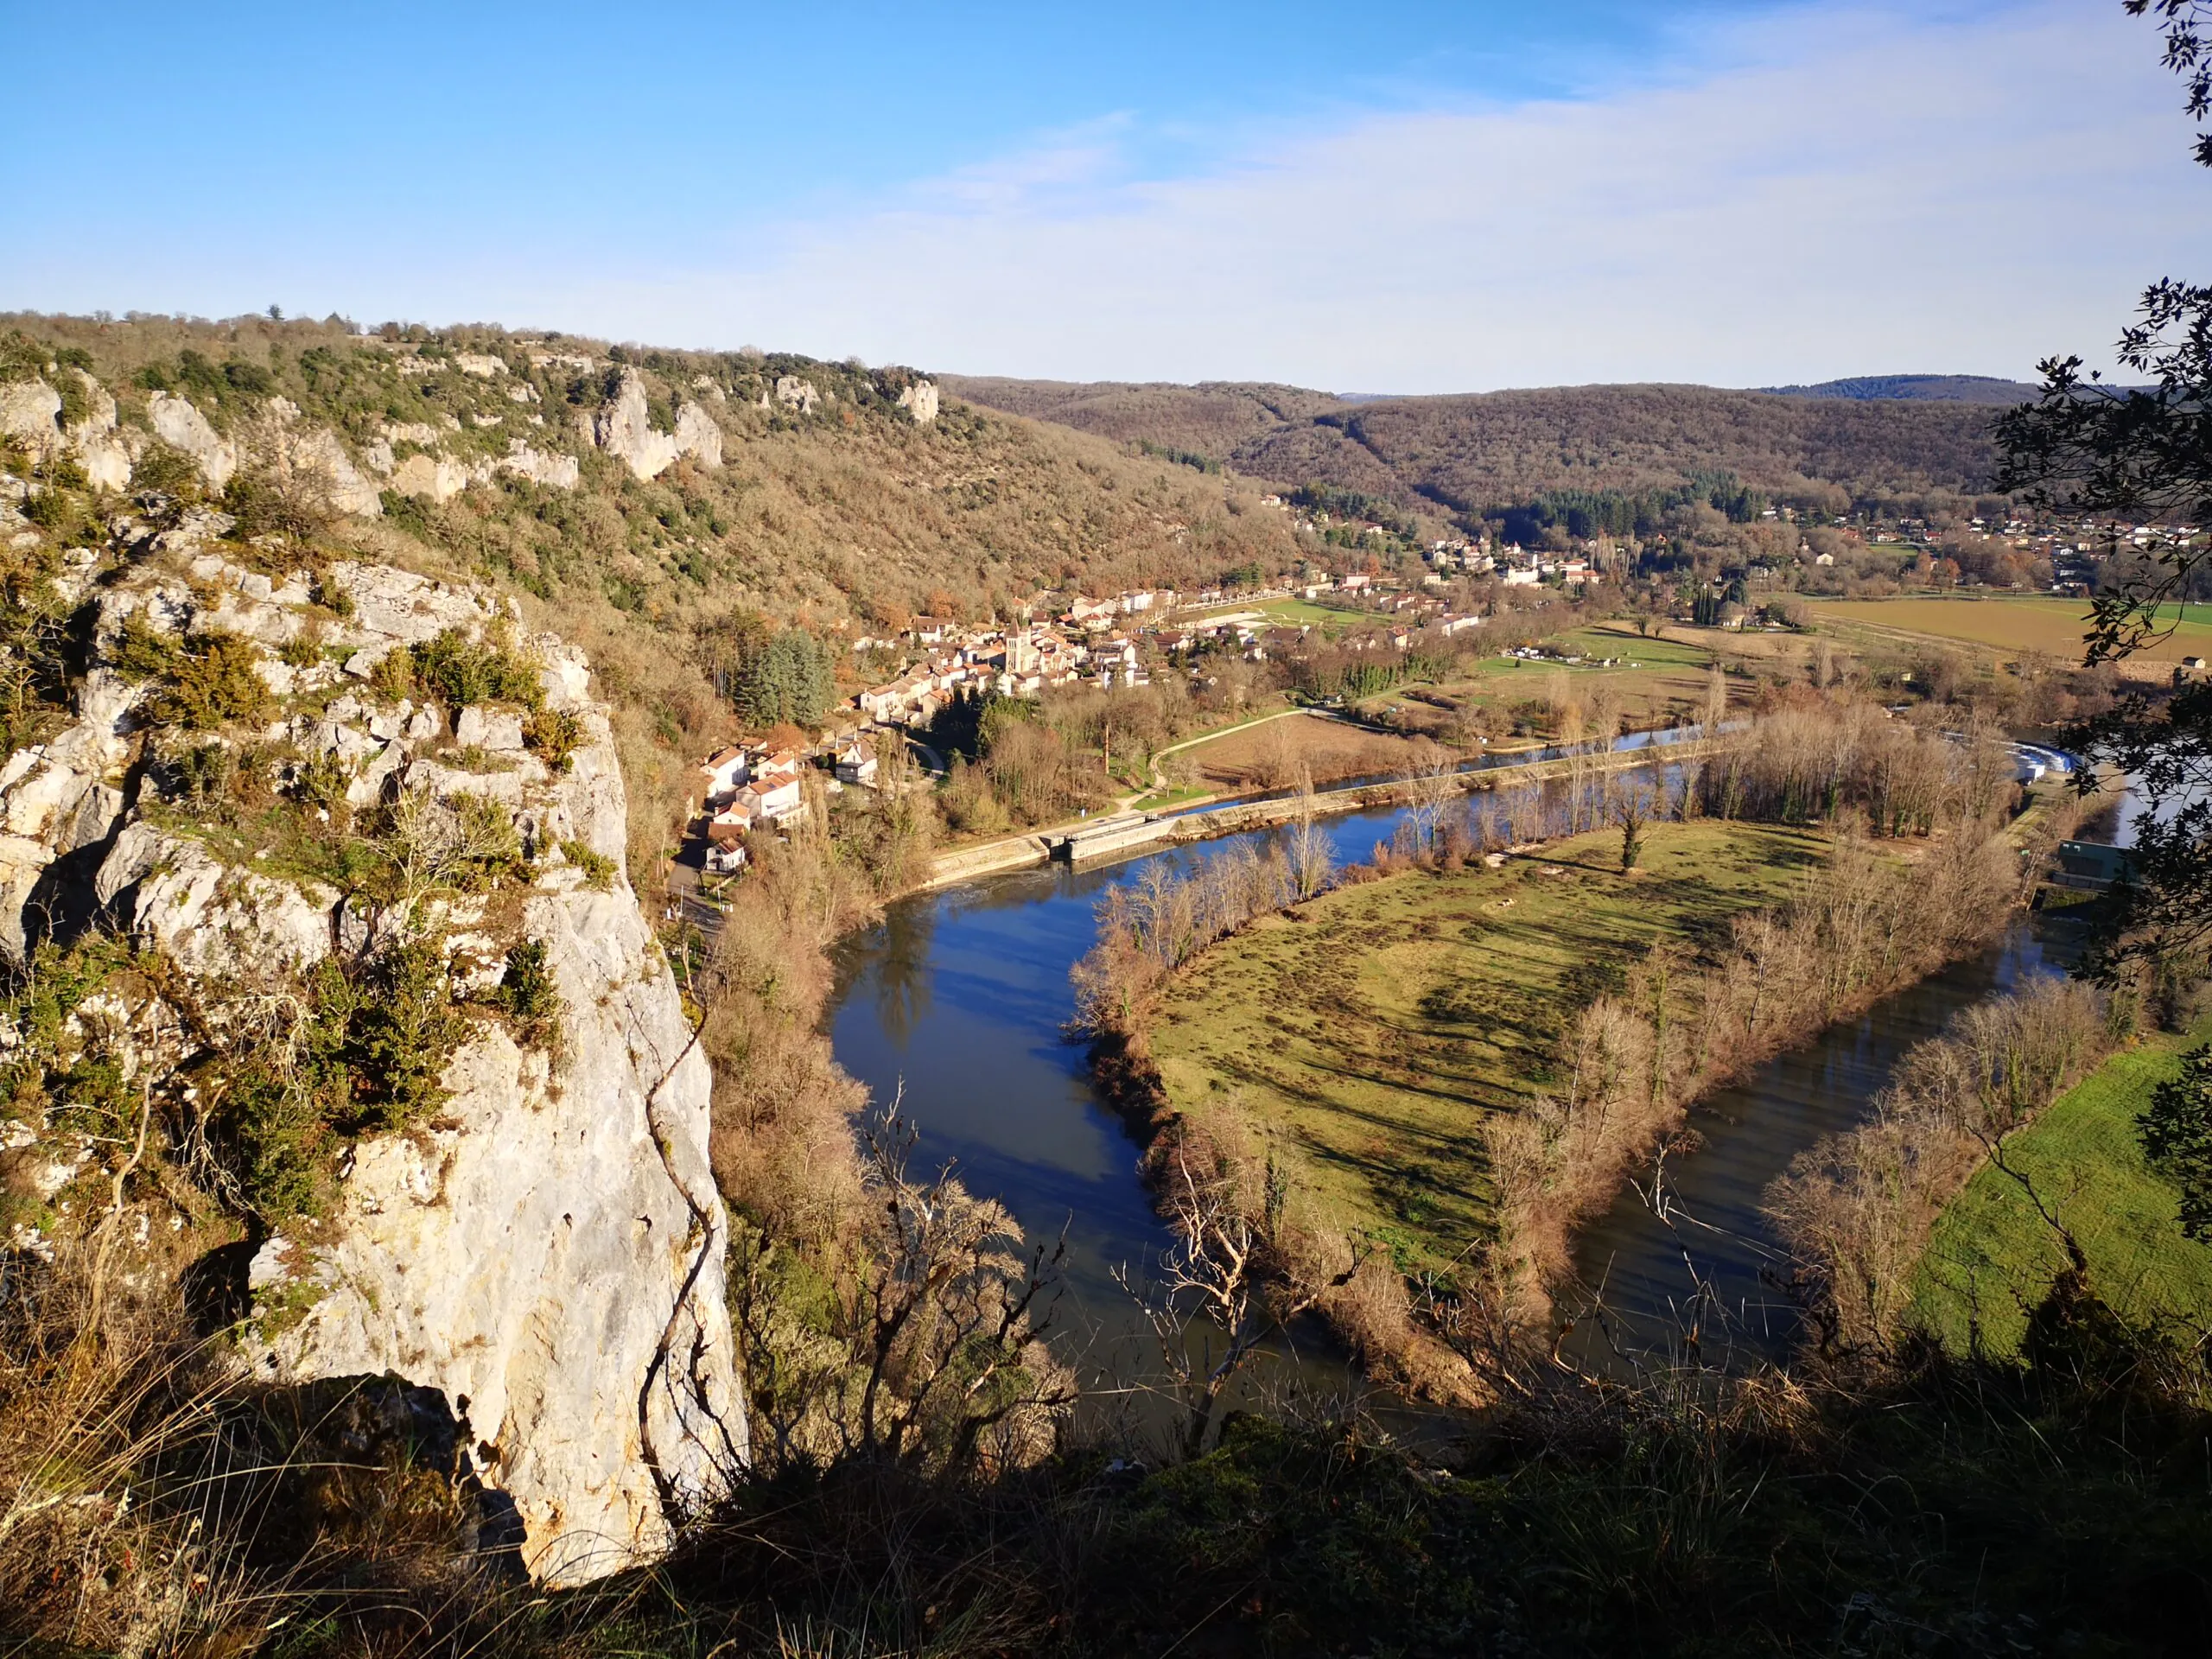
[830, 804, 1437, 1417]
[827, 772, 2094, 1410]
[1560, 909, 2088, 1372]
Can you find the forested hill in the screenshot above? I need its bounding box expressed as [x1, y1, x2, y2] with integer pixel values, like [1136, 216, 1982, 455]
[1759, 373, 2040, 404]
[3, 314, 1305, 628]
[942, 375, 2004, 518]
[937, 376, 1350, 464]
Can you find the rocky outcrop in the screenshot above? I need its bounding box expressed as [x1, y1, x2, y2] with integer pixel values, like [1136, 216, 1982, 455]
[1, 373, 131, 488]
[0, 554, 746, 1581]
[773, 375, 820, 416]
[589, 369, 721, 481]
[64, 373, 132, 491]
[148, 391, 238, 489]
[673, 401, 723, 469]
[897, 380, 940, 425]
[253, 399, 383, 517]
[382, 439, 581, 500]
[0, 378, 62, 455]
[499, 442, 579, 488]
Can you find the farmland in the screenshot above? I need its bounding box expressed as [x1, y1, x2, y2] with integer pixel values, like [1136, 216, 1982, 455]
[1347, 620, 1730, 739]
[1179, 709, 1427, 791]
[1810, 595, 2212, 668]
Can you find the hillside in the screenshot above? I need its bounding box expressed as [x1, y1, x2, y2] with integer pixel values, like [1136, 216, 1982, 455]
[1760, 372, 2041, 404]
[1, 314, 1314, 880]
[937, 375, 1351, 461]
[944, 374, 2004, 518]
[5, 315, 1305, 627]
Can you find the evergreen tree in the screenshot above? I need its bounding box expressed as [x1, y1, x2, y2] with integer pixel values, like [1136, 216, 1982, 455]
[735, 627, 835, 728]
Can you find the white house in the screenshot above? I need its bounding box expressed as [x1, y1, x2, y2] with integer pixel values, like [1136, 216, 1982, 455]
[836, 736, 880, 786]
[740, 766, 805, 823]
[696, 746, 749, 809]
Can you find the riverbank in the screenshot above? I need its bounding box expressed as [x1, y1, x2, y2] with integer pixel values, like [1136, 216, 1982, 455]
[1143, 821, 1828, 1281]
[1910, 1016, 2212, 1357]
[1087, 779, 2051, 1393]
[912, 733, 1724, 892]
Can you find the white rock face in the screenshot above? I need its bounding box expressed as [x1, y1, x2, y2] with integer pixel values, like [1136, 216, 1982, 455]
[391, 452, 477, 502]
[248, 878, 739, 1582]
[592, 369, 681, 480]
[0, 554, 747, 1582]
[773, 375, 820, 415]
[148, 392, 238, 489]
[896, 380, 939, 425]
[672, 401, 723, 468]
[499, 442, 579, 489]
[0, 378, 62, 456]
[61, 372, 134, 490]
[454, 353, 507, 378]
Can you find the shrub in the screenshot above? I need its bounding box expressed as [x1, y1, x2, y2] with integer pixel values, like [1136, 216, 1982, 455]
[559, 837, 616, 888]
[130, 440, 201, 499]
[490, 939, 564, 1050]
[224, 461, 336, 543]
[149, 632, 273, 730]
[410, 628, 542, 711]
[453, 793, 526, 889]
[318, 939, 469, 1136]
[163, 739, 233, 805]
[109, 614, 184, 683]
[17, 486, 85, 543]
[524, 706, 583, 770]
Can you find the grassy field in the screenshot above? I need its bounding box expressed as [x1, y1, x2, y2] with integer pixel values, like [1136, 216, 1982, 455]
[1182, 595, 1376, 628]
[1147, 821, 1828, 1272]
[1911, 1022, 2212, 1357]
[1811, 595, 2212, 667]
[1354, 621, 1726, 738]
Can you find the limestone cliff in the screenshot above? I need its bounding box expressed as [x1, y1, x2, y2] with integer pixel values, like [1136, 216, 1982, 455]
[0, 550, 743, 1582]
[589, 367, 722, 480]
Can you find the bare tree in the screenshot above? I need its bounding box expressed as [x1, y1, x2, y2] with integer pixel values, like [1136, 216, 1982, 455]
[731, 1107, 1073, 1476]
[1702, 664, 1729, 735]
[1284, 766, 1335, 899]
[1611, 776, 1656, 872]
[1400, 738, 1461, 855]
[1120, 1141, 1354, 1460]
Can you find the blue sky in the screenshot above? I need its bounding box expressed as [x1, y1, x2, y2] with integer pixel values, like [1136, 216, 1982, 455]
[4, 1, 2208, 390]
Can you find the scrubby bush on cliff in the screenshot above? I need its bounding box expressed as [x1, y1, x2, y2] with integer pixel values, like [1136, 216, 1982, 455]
[402, 626, 543, 711]
[146, 632, 274, 730]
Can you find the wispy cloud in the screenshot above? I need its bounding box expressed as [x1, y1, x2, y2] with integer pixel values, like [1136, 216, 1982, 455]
[550, 2, 2211, 389]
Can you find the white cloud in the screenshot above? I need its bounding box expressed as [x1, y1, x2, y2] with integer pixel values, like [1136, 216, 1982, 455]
[537, 1, 2212, 389]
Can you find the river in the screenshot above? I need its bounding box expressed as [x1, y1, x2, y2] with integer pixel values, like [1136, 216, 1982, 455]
[828, 766, 2085, 1407]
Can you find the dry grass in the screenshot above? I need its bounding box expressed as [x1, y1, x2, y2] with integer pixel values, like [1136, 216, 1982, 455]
[1812, 595, 2212, 671]
[1185, 710, 1422, 790]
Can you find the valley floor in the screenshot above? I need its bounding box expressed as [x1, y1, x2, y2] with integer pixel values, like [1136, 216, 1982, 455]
[1147, 820, 1828, 1274]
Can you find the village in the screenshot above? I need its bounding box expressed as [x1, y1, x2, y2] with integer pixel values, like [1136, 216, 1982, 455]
[686, 504, 2203, 878]
[687, 554, 1516, 874]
